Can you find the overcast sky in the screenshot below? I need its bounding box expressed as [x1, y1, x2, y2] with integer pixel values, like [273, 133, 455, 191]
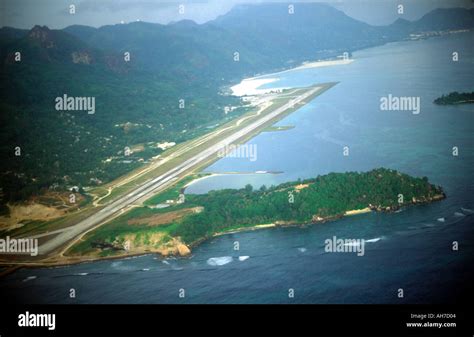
[1, 0, 473, 30]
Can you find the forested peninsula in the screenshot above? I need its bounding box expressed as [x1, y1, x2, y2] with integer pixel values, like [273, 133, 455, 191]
[69, 168, 445, 260]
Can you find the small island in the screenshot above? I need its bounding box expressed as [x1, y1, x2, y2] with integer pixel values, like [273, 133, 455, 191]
[434, 91, 474, 105]
[67, 168, 445, 261]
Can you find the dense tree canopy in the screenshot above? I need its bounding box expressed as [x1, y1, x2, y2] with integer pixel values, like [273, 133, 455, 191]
[173, 168, 444, 243]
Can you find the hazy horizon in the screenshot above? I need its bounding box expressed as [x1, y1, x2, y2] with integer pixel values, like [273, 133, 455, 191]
[1, 0, 473, 30]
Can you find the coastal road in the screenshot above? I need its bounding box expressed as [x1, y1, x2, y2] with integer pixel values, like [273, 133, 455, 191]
[37, 86, 321, 256]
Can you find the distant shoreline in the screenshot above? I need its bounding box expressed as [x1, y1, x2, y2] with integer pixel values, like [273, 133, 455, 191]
[247, 58, 354, 81]
[230, 58, 353, 97]
[434, 91, 474, 105]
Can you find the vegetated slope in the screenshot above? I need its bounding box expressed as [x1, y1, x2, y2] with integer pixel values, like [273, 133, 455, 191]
[0, 25, 241, 206]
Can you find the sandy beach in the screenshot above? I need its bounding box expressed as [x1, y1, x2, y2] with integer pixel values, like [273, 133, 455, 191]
[230, 58, 354, 97]
[294, 58, 354, 71]
[230, 78, 287, 96]
[213, 223, 276, 237]
[344, 207, 372, 216]
[183, 173, 222, 190]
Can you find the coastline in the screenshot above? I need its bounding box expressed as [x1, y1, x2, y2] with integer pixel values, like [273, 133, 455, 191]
[182, 173, 222, 190]
[0, 194, 446, 268]
[344, 207, 372, 216]
[1, 193, 447, 270]
[213, 223, 277, 237]
[230, 58, 354, 97]
[183, 171, 283, 192]
[230, 78, 286, 96]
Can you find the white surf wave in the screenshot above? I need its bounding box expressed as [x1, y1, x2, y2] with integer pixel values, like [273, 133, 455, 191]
[238, 256, 250, 261]
[298, 247, 307, 253]
[454, 212, 466, 217]
[365, 237, 382, 243]
[207, 256, 233, 266]
[461, 207, 474, 214]
[22, 276, 37, 282]
[437, 217, 445, 222]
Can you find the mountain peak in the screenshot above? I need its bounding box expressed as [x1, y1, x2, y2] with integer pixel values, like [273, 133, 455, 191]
[415, 7, 474, 31]
[169, 19, 198, 27]
[391, 18, 411, 25]
[28, 25, 52, 43]
[4, 25, 117, 68]
[30, 25, 50, 31]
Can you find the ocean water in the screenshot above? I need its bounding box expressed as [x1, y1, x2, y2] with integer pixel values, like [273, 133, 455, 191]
[2, 32, 473, 304]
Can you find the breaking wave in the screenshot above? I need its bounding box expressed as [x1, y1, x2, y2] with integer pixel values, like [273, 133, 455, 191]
[365, 237, 382, 243]
[461, 207, 474, 214]
[207, 256, 233, 266]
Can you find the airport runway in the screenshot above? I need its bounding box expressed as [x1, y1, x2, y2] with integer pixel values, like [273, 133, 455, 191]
[37, 86, 321, 256]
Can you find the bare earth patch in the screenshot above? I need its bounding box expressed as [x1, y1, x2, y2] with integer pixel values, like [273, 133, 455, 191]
[0, 203, 64, 231]
[294, 183, 310, 192]
[0, 192, 84, 231]
[127, 207, 203, 226]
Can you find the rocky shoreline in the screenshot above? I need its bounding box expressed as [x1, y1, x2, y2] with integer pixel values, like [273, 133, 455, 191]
[0, 191, 446, 270]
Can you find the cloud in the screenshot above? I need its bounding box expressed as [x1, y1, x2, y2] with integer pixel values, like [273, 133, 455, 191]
[76, 0, 177, 13]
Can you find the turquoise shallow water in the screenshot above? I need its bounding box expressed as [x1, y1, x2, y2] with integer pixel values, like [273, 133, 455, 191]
[2, 32, 473, 304]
